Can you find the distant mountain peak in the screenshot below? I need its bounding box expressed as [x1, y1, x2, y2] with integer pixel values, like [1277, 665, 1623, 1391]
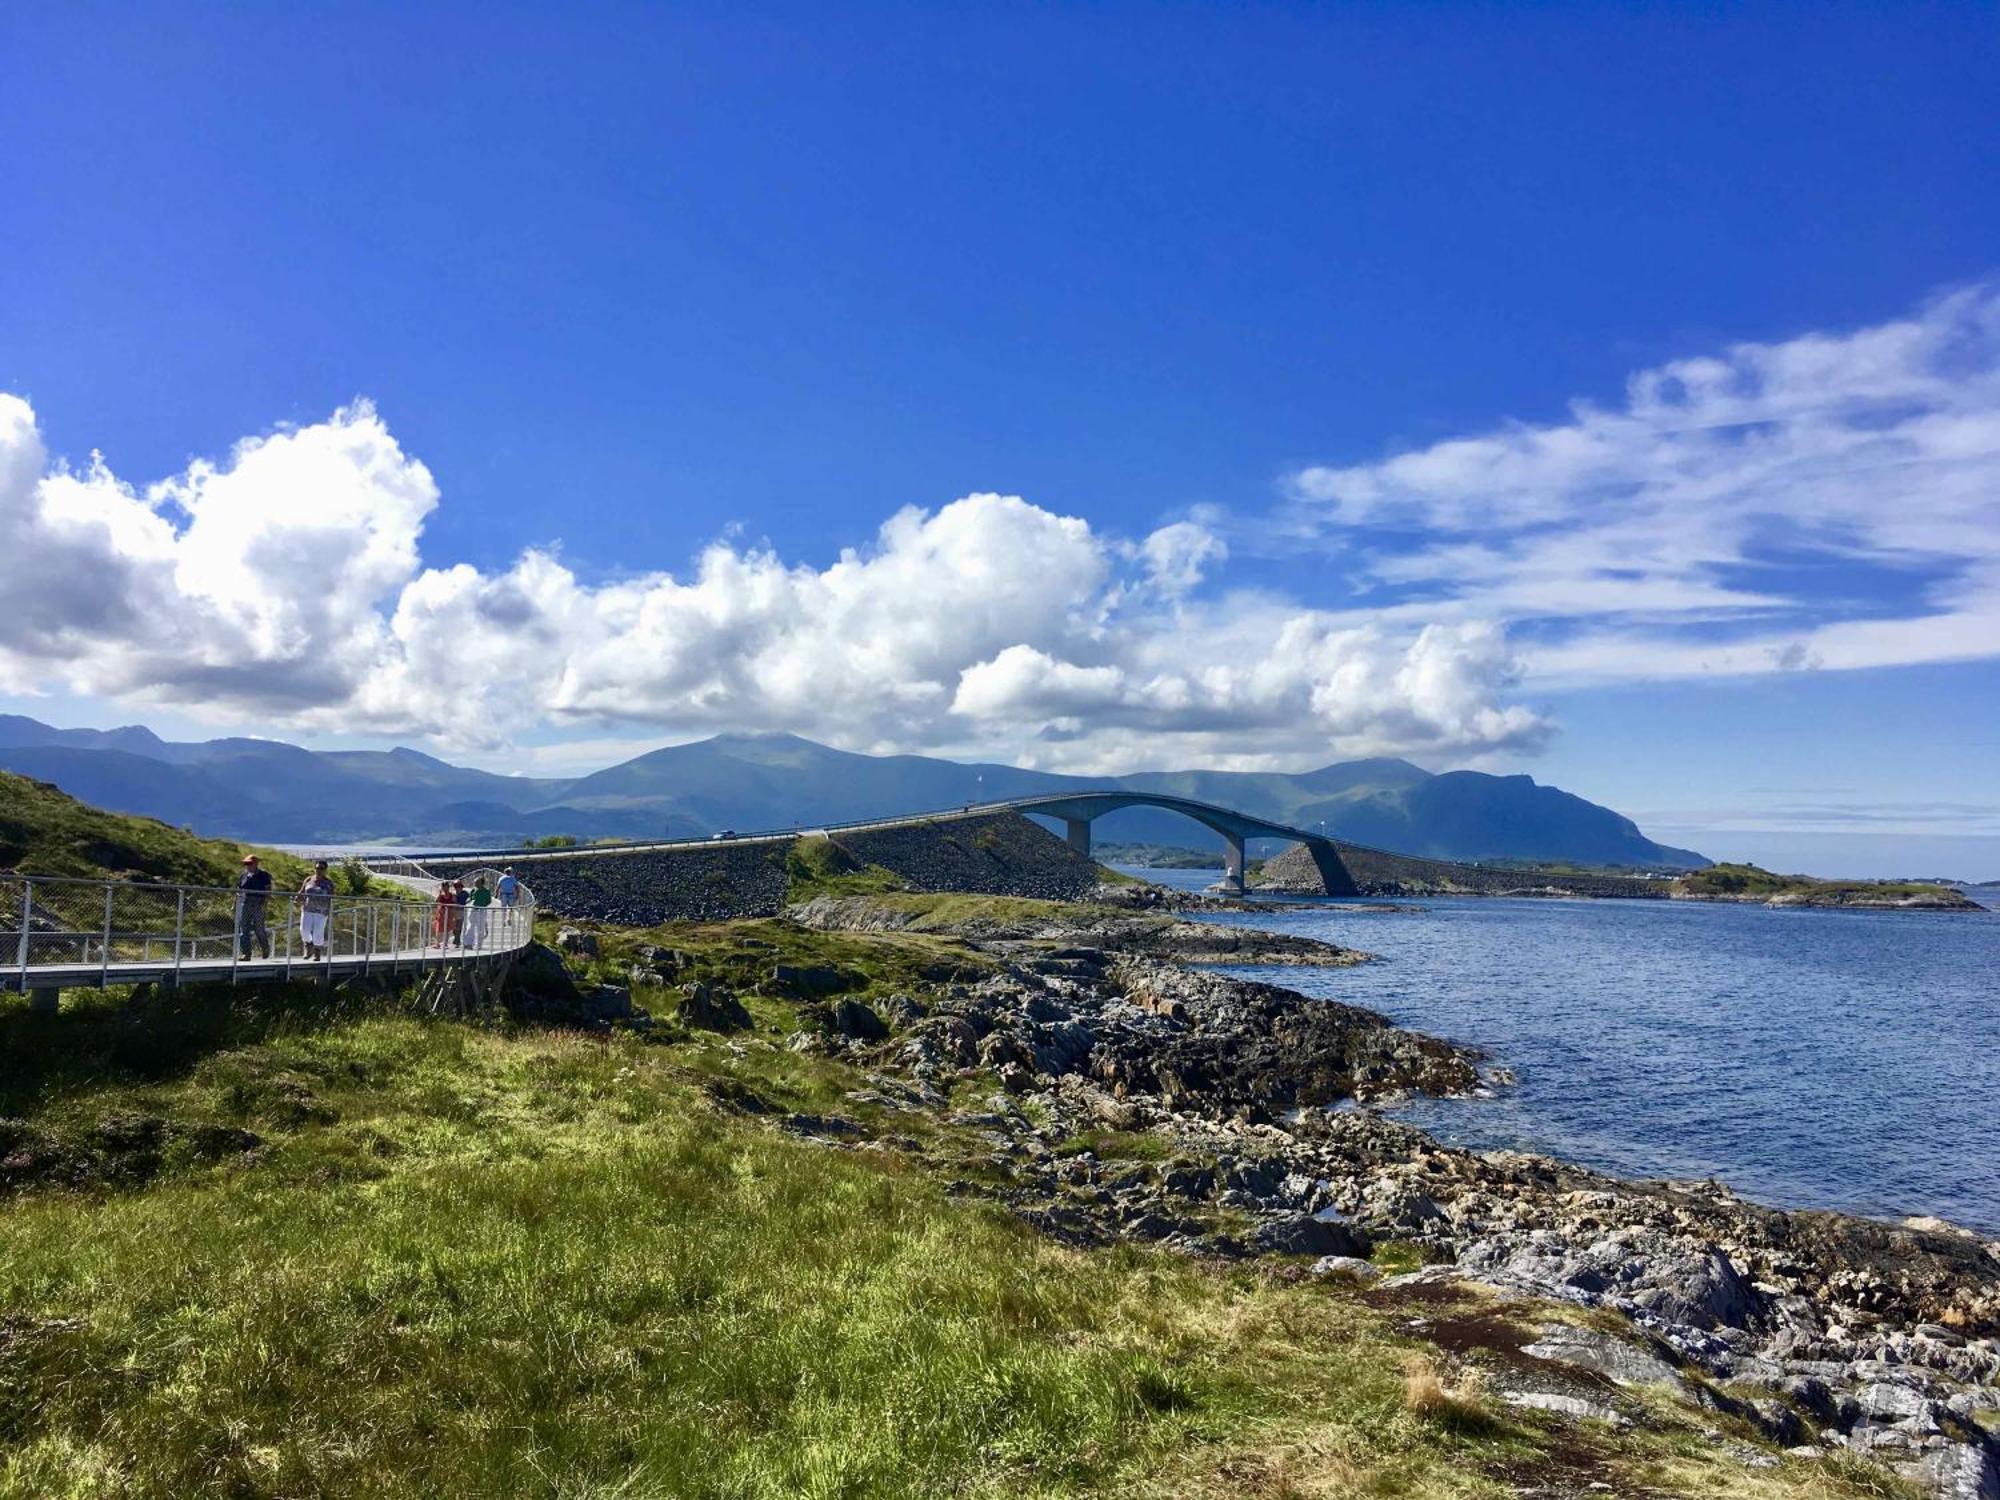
[705, 730, 818, 748]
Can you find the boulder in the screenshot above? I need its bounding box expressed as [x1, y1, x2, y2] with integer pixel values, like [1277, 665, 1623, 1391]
[1123, 1212, 1180, 1241]
[676, 982, 753, 1032]
[512, 942, 581, 1003]
[1499, 1390, 1627, 1425]
[1161, 1163, 1216, 1200]
[1364, 1183, 1451, 1232]
[1252, 1212, 1370, 1259]
[1456, 1230, 1770, 1332]
[828, 998, 889, 1042]
[584, 985, 633, 1022]
[1777, 1375, 1839, 1427]
[1220, 1156, 1284, 1201]
[1856, 1380, 1934, 1423]
[913, 1015, 980, 1067]
[1522, 1324, 1682, 1387]
[978, 1030, 1034, 1071]
[555, 927, 600, 958]
[1913, 1438, 2000, 1500]
[1310, 1255, 1380, 1283]
[1749, 1400, 1810, 1448]
[770, 962, 852, 997]
[1029, 1020, 1094, 1077]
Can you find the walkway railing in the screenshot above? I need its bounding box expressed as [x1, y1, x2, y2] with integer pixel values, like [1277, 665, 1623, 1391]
[3, 871, 536, 992]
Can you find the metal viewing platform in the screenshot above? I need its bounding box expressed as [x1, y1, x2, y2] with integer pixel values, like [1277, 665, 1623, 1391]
[3, 867, 537, 1006]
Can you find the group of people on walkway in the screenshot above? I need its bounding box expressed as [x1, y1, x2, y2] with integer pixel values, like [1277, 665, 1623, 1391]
[234, 855, 337, 961]
[430, 867, 521, 950]
[233, 857, 525, 962]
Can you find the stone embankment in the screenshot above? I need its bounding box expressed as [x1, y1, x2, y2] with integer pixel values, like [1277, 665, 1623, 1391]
[833, 813, 1104, 901]
[428, 842, 793, 924]
[1255, 841, 1666, 899]
[765, 895, 2000, 1498]
[424, 812, 1104, 923]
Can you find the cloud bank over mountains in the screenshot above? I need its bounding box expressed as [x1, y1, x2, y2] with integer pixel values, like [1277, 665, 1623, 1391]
[0, 395, 1537, 770]
[3, 285, 1996, 772]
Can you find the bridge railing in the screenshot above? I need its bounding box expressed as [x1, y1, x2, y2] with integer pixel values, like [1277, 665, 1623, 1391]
[365, 794, 1148, 867]
[3, 872, 537, 989]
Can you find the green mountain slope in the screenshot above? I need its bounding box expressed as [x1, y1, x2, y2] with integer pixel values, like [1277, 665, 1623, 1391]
[0, 770, 308, 885]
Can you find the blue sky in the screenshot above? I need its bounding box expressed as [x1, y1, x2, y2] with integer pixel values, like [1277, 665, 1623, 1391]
[2, 3, 1997, 875]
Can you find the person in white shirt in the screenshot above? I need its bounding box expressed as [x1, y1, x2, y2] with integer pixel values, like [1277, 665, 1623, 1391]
[299, 861, 336, 959]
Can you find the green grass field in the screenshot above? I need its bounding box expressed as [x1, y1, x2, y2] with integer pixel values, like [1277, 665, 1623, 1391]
[0, 966, 1919, 1500]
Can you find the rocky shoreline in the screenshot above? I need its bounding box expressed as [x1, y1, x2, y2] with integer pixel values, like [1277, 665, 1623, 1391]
[762, 889, 2000, 1498]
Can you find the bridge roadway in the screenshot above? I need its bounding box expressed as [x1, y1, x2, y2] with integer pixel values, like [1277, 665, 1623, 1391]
[4, 868, 536, 1007]
[380, 791, 1363, 896]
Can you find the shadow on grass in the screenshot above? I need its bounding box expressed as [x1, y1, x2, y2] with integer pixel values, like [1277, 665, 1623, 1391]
[0, 978, 415, 1117]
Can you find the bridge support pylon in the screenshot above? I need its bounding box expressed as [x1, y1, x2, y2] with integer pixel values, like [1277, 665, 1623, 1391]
[1305, 839, 1361, 897]
[1219, 833, 1246, 895]
[1063, 817, 1092, 857]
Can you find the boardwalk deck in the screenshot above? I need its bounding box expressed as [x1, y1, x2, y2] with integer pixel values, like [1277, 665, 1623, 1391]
[4, 869, 535, 998]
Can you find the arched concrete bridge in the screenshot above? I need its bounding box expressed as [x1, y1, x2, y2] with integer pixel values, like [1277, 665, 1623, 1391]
[996, 792, 1357, 895]
[396, 792, 1360, 898]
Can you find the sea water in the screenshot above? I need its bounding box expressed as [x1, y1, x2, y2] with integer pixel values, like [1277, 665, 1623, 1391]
[1118, 869, 2000, 1234]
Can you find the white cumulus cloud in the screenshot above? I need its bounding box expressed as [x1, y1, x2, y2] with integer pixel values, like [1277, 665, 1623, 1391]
[0, 394, 1542, 770]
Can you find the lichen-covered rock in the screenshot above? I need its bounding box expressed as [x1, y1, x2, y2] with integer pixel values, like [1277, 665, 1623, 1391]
[1522, 1323, 1682, 1387]
[1457, 1230, 1770, 1332]
[910, 1015, 980, 1067]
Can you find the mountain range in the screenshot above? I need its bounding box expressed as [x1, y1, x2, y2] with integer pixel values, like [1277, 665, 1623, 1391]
[0, 714, 1708, 869]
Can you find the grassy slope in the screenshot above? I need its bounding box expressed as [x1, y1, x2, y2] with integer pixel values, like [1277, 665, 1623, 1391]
[0, 769, 310, 887]
[0, 970, 1912, 1500]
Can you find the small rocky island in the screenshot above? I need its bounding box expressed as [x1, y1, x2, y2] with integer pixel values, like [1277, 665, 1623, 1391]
[1671, 864, 1986, 911]
[1252, 843, 1987, 910]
